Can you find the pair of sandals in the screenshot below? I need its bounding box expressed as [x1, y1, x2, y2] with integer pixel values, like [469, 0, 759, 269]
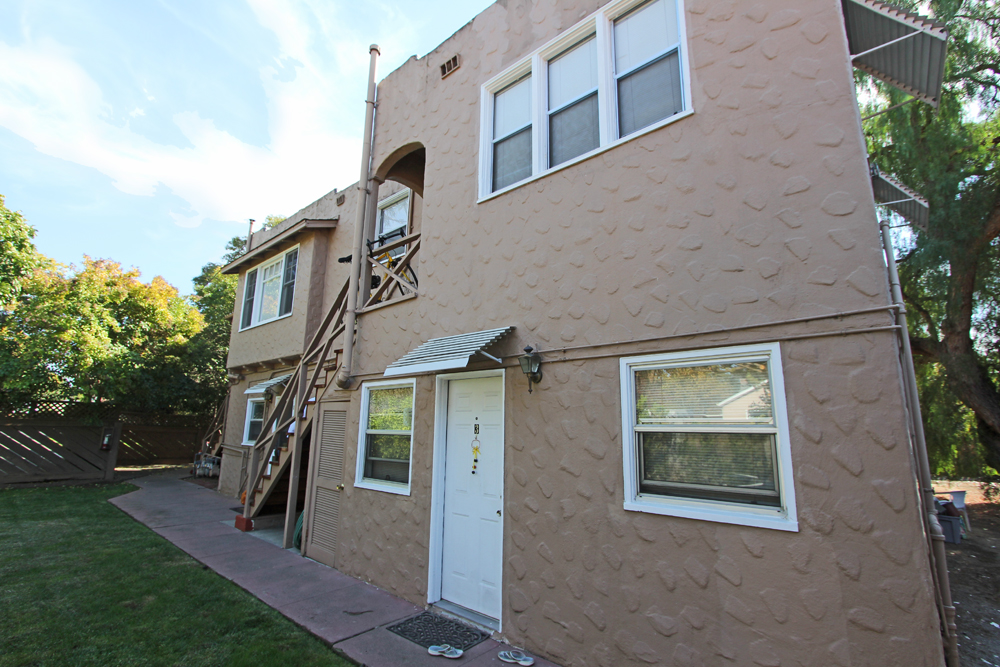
[498, 649, 535, 665]
[427, 645, 534, 665]
[427, 644, 463, 659]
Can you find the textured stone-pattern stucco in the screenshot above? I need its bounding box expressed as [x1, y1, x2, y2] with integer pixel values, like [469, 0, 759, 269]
[229, 0, 947, 665]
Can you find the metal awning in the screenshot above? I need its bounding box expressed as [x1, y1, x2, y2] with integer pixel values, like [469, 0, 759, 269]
[842, 0, 948, 106]
[244, 373, 293, 395]
[871, 167, 930, 229]
[383, 326, 516, 377]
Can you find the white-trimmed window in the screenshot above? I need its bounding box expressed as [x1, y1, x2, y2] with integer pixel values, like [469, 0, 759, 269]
[243, 398, 265, 445]
[479, 0, 690, 197]
[239, 246, 299, 330]
[355, 379, 415, 495]
[375, 190, 410, 258]
[619, 343, 797, 531]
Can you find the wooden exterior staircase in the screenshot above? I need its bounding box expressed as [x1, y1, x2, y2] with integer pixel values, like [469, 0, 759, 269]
[238, 277, 351, 547]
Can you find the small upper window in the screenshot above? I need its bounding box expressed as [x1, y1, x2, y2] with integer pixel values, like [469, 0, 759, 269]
[492, 76, 533, 192]
[376, 190, 411, 258]
[355, 380, 415, 495]
[620, 343, 797, 531]
[613, 0, 684, 136]
[480, 0, 689, 197]
[239, 247, 298, 330]
[548, 36, 599, 168]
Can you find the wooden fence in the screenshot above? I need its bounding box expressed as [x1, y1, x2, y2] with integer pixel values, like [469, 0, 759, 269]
[0, 402, 210, 486]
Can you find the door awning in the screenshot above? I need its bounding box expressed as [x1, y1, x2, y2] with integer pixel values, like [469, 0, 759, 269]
[871, 167, 930, 230]
[841, 0, 948, 106]
[383, 326, 516, 377]
[244, 373, 293, 395]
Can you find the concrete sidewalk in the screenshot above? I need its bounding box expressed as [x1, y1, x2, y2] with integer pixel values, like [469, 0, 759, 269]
[110, 470, 557, 667]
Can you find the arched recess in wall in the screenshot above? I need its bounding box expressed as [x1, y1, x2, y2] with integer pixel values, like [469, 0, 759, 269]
[375, 142, 425, 196]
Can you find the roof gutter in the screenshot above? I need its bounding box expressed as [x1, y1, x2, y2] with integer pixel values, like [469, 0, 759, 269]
[336, 44, 380, 389]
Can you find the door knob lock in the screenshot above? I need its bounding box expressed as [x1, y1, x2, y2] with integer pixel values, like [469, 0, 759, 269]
[496, 510, 502, 517]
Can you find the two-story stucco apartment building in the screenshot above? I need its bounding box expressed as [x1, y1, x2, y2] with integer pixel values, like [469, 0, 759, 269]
[214, 0, 957, 664]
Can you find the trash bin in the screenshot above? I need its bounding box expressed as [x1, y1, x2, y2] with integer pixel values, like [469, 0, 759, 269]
[939, 515, 962, 544]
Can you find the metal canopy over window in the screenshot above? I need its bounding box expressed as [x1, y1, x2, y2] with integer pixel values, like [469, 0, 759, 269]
[244, 373, 293, 395]
[871, 167, 930, 230]
[841, 0, 948, 106]
[383, 326, 516, 377]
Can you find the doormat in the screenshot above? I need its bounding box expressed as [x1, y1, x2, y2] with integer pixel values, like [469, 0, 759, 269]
[387, 612, 489, 651]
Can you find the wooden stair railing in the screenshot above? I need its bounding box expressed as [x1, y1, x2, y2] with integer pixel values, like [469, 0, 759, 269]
[240, 277, 351, 547]
[362, 232, 420, 310]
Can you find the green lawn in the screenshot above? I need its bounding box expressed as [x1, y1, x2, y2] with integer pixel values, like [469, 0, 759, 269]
[0, 483, 354, 667]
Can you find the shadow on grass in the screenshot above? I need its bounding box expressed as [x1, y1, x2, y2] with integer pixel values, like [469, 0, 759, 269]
[0, 483, 354, 667]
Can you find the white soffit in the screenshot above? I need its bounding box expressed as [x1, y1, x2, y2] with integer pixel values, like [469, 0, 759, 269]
[842, 0, 948, 106]
[244, 373, 293, 395]
[872, 169, 930, 230]
[383, 326, 516, 377]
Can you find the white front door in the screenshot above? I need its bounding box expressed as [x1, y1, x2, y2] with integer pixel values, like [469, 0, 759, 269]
[441, 376, 504, 621]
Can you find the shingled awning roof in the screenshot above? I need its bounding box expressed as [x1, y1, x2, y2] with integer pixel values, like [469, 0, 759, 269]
[383, 326, 515, 377]
[841, 0, 948, 106]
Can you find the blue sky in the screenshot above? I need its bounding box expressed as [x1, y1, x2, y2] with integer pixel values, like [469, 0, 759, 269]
[0, 0, 493, 292]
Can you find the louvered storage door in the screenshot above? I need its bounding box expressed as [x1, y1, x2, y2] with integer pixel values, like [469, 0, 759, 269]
[305, 409, 346, 568]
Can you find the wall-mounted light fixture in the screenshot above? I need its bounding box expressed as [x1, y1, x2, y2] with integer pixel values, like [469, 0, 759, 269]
[518, 346, 542, 393]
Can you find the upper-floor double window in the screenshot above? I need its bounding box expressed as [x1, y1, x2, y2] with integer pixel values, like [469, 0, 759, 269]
[482, 0, 690, 197]
[240, 246, 298, 330]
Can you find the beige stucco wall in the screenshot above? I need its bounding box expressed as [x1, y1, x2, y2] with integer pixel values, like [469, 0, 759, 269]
[323, 0, 946, 665]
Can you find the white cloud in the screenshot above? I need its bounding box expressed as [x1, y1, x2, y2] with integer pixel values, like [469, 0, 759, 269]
[0, 6, 369, 229]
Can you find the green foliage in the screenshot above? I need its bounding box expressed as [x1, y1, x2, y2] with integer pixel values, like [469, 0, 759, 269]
[186, 262, 237, 408]
[0, 257, 209, 412]
[0, 483, 351, 666]
[0, 194, 39, 308]
[918, 362, 986, 478]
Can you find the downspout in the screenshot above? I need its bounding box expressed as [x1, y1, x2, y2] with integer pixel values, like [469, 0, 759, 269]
[878, 218, 959, 666]
[336, 44, 380, 389]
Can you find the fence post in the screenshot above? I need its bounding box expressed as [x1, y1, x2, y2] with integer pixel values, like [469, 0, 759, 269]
[103, 422, 122, 481]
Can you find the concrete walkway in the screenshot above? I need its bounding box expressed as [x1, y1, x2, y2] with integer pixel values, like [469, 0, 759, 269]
[110, 470, 557, 667]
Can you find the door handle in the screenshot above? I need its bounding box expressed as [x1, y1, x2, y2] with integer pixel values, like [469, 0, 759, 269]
[496, 510, 501, 517]
[336, 484, 345, 491]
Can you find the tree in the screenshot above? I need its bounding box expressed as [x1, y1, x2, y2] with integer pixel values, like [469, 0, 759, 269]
[862, 0, 1000, 469]
[186, 262, 237, 410]
[0, 257, 207, 412]
[0, 194, 39, 308]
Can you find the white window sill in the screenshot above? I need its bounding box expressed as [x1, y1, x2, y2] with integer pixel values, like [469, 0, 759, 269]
[355, 478, 411, 496]
[238, 311, 293, 333]
[478, 108, 694, 204]
[624, 496, 799, 533]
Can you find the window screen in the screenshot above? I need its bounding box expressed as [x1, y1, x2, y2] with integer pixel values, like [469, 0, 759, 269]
[632, 359, 779, 507]
[362, 386, 414, 484]
[548, 37, 599, 167]
[259, 260, 282, 322]
[614, 0, 684, 136]
[493, 76, 533, 191]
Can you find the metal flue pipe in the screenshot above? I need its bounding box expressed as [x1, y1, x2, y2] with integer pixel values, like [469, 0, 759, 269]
[878, 217, 959, 666]
[336, 44, 380, 389]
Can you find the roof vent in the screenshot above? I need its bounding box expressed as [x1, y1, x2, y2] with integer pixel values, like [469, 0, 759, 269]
[440, 55, 460, 79]
[336, 193, 346, 206]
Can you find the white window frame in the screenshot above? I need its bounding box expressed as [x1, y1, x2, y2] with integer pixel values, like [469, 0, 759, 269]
[478, 0, 693, 201]
[238, 244, 299, 331]
[619, 343, 798, 532]
[242, 398, 266, 446]
[354, 378, 416, 496]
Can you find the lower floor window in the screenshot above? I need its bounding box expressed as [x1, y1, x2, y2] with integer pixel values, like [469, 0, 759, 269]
[244, 399, 265, 444]
[620, 343, 797, 531]
[355, 379, 415, 495]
